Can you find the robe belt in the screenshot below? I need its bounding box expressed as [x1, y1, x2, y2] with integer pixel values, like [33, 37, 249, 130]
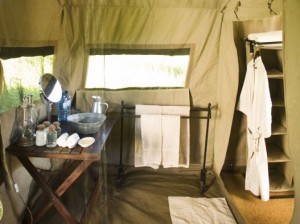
[248, 127, 262, 158]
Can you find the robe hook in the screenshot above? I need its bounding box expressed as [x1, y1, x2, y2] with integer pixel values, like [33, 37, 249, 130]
[234, 1, 241, 20]
[268, 0, 277, 16]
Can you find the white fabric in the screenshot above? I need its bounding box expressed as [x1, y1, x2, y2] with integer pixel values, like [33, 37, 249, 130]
[136, 105, 161, 115]
[163, 106, 190, 168]
[248, 30, 282, 43]
[135, 105, 162, 169]
[161, 106, 190, 116]
[66, 133, 80, 148]
[135, 105, 190, 169]
[168, 197, 236, 224]
[56, 132, 69, 147]
[237, 56, 272, 201]
[161, 115, 181, 168]
[141, 114, 162, 169]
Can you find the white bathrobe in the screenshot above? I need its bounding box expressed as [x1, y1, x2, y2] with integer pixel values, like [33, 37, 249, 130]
[237, 56, 272, 201]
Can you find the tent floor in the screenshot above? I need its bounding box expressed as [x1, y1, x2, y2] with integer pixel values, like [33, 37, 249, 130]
[27, 164, 244, 224]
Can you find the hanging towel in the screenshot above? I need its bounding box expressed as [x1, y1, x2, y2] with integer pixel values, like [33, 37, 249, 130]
[135, 105, 162, 169]
[168, 197, 236, 224]
[135, 105, 190, 169]
[140, 114, 162, 169]
[161, 106, 190, 168]
[161, 115, 180, 168]
[237, 56, 272, 201]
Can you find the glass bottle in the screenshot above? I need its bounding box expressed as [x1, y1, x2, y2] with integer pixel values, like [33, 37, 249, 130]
[53, 121, 62, 137]
[57, 90, 71, 122]
[35, 124, 47, 146]
[43, 121, 50, 133]
[46, 124, 57, 148]
[16, 94, 38, 147]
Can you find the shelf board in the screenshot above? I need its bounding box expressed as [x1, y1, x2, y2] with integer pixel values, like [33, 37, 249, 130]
[272, 98, 285, 107]
[267, 68, 283, 79]
[269, 166, 293, 192]
[267, 144, 290, 163]
[269, 191, 294, 199]
[272, 123, 287, 135]
[260, 44, 282, 50]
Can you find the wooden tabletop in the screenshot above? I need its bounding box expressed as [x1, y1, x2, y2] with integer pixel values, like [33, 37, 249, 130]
[7, 115, 118, 161]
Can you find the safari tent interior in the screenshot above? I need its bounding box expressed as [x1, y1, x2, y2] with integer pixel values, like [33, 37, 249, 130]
[0, 0, 299, 223]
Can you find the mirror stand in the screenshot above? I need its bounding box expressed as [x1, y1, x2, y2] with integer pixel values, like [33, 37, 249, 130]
[40, 94, 53, 122]
[47, 102, 53, 123]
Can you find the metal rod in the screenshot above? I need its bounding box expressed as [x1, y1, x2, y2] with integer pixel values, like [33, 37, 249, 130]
[244, 38, 282, 55]
[118, 101, 125, 184]
[244, 38, 282, 46]
[200, 103, 211, 193]
[121, 104, 213, 112]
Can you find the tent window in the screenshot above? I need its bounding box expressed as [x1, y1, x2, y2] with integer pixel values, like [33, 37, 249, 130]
[0, 46, 54, 59]
[0, 47, 54, 113]
[85, 48, 190, 89]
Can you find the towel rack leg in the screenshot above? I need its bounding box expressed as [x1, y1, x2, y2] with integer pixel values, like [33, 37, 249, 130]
[200, 103, 211, 193]
[118, 101, 125, 185]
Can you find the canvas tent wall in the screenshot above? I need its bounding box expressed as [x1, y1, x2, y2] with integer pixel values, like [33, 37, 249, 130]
[0, 0, 299, 223]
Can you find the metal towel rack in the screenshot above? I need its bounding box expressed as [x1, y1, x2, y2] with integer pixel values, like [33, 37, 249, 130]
[118, 101, 212, 193]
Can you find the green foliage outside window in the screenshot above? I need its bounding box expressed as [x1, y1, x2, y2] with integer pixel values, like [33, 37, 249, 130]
[0, 56, 53, 113]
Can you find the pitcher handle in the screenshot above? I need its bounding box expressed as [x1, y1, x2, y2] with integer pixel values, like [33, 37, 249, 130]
[102, 103, 109, 114]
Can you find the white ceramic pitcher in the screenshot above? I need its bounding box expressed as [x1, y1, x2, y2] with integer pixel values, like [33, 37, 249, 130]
[91, 96, 109, 114]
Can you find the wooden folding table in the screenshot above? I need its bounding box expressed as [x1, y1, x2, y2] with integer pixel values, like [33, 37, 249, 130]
[7, 115, 117, 224]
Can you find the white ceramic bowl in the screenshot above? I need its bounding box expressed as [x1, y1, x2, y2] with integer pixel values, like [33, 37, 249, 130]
[78, 137, 95, 147]
[67, 113, 106, 134]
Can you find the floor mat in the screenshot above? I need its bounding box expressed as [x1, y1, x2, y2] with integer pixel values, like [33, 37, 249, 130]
[168, 196, 236, 224]
[221, 172, 294, 224]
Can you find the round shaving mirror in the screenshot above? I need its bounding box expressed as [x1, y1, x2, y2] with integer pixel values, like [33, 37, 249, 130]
[39, 73, 62, 103]
[39, 73, 63, 121]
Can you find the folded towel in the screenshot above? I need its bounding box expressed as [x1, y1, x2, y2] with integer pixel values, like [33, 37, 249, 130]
[141, 114, 162, 169]
[135, 105, 161, 115]
[248, 30, 282, 43]
[168, 197, 236, 224]
[161, 115, 180, 168]
[56, 132, 69, 147]
[135, 105, 190, 169]
[179, 117, 190, 168]
[161, 106, 190, 116]
[135, 105, 162, 169]
[66, 133, 80, 148]
[162, 106, 190, 168]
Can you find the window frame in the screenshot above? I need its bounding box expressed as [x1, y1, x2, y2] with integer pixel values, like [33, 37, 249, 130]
[0, 46, 55, 113]
[85, 44, 193, 89]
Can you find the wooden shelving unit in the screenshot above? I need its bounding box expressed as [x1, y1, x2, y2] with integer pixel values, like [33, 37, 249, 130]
[244, 39, 294, 196]
[261, 45, 294, 194]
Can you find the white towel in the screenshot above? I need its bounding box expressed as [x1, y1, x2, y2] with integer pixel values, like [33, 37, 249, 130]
[56, 132, 69, 147]
[141, 114, 162, 169]
[66, 133, 80, 148]
[136, 105, 161, 115]
[135, 105, 162, 169]
[179, 115, 190, 168]
[248, 30, 282, 43]
[135, 105, 190, 169]
[161, 115, 180, 168]
[161, 106, 190, 168]
[168, 197, 236, 224]
[161, 106, 190, 116]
